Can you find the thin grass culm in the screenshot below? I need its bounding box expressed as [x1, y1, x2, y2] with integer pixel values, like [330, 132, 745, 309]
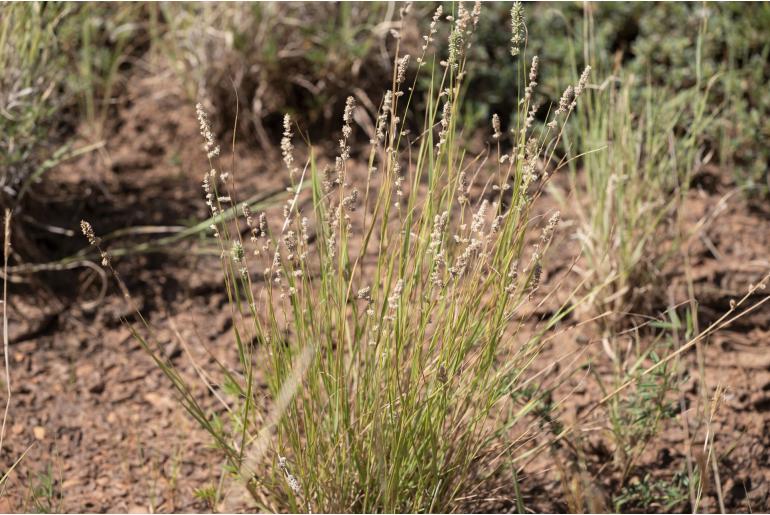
[82, 4, 588, 512]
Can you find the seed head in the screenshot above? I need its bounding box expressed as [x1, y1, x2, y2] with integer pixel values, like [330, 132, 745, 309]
[374, 90, 393, 143]
[571, 66, 591, 109]
[195, 103, 220, 159]
[388, 279, 404, 311]
[80, 220, 99, 247]
[278, 456, 303, 498]
[510, 2, 525, 57]
[548, 85, 574, 129]
[471, 1, 482, 27]
[428, 211, 449, 255]
[540, 211, 560, 247]
[492, 114, 502, 140]
[471, 199, 489, 235]
[344, 189, 359, 212]
[284, 230, 298, 260]
[231, 241, 245, 262]
[528, 262, 542, 300]
[457, 171, 469, 205]
[437, 98, 452, 149]
[356, 286, 371, 300]
[448, 28, 463, 70]
[281, 114, 299, 180]
[254, 213, 266, 240]
[397, 55, 410, 84]
[449, 239, 482, 278]
[342, 96, 356, 139]
[523, 56, 539, 104]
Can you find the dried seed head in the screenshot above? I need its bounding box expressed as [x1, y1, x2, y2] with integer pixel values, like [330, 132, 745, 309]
[492, 113, 502, 139]
[258, 213, 268, 238]
[388, 279, 404, 311]
[491, 214, 504, 234]
[242, 204, 254, 226]
[520, 102, 539, 139]
[342, 96, 356, 139]
[571, 66, 591, 109]
[428, 211, 449, 255]
[374, 90, 393, 143]
[548, 85, 574, 128]
[281, 114, 299, 180]
[510, 2, 525, 57]
[448, 28, 463, 70]
[457, 171, 469, 205]
[195, 103, 220, 159]
[278, 456, 303, 497]
[284, 230, 298, 259]
[432, 5, 443, 25]
[81, 220, 111, 266]
[523, 56, 539, 104]
[231, 241, 245, 262]
[522, 137, 539, 184]
[471, 1, 481, 27]
[540, 211, 560, 247]
[80, 220, 99, 247]
[455, 3, 467, 33]
[557, 85, 574, 113]
[424, 5, 443, 51]
[342, 188, 359, 212]
[449, 239, 482, 278]
[356, 286, 371, 300]
[437, 98, 452, 149]
[300, 217, 309, 243]
[397, 55, 410, 84]
[471, 199, 489, 235]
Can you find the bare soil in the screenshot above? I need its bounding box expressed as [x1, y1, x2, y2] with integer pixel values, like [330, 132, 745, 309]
[2, 70, 769, 513]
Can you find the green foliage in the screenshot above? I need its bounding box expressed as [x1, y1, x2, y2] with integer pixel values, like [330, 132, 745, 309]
[472, 2, 770, 196]
[588, 312, 683, 500]
[614, 470, 690, 512]
[0, 3, 144, 209]
[192, 485, 219, 511]
[26, 465, 61, 514]
[607, 344, 679, 475]
[1, 3, 72, 198]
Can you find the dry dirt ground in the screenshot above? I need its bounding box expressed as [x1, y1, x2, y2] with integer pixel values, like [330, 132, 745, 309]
[1, 71, 769, 513]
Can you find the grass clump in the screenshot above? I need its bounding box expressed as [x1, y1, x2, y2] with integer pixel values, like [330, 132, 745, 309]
[562, 75, 712, 330]
[0, 3, 144, 196]
[82, 3, 592, 511]
[551, 7, 715, 332]
[157, 2, 394, 148]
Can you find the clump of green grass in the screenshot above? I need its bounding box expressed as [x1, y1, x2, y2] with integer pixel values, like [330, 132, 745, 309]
[82, 3, 595, 511]
[551, 7, 715, 333]
[1, 3, 72, 200]
[0, 3, 144, 196]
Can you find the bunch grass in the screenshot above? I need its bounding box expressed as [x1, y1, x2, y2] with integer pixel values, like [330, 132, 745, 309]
[82, 3, 591, 511]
